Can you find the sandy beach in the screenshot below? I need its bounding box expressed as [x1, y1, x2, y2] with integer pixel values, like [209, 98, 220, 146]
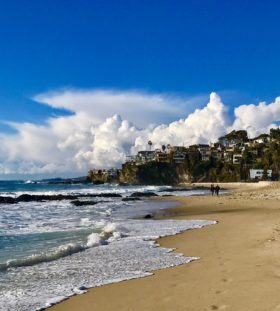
[49, 182, 280, 311]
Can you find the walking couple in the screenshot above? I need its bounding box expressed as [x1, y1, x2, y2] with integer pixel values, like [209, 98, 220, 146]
[210, 184, 220, 196]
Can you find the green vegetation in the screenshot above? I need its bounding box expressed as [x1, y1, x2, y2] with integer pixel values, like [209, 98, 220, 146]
[88, 128, 280, 185]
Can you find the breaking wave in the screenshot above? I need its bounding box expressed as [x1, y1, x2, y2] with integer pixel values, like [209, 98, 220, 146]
[0, 223, 123, 271]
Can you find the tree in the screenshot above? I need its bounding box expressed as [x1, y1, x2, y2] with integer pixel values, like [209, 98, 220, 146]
[262, 169, 268, 181]
[162, 145, 166, 152]
[270, 128, 280, 140]
[225, 130, 248, 141]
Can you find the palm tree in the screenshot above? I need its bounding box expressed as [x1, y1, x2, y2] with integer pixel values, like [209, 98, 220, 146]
[148, 140, 153, 151]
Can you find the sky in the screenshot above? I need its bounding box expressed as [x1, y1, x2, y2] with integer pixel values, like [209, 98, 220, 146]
[1, 0, 280, 178]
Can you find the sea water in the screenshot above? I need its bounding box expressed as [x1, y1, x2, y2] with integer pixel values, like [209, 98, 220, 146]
[0, 181, 215, 311]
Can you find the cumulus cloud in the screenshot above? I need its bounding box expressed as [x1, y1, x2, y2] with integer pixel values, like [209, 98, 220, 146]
[1, 89, 280, 176]
[230, 97, 280, 137]
[132, 92, 230, 152]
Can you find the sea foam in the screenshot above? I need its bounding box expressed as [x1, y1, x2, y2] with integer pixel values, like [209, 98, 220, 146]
[0, 219, 216, 311]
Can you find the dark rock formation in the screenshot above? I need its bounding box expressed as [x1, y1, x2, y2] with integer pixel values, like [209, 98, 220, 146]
[0, 196, 17, 204]
[84, 193, 122, 198]
[129, 192, 158, 197]
[144, 214, 153, 219]
[71, 200, 98, 206]
[17, 194, 76, 202]
[122, 197, 142, 201]
[0, 193, 122, 204]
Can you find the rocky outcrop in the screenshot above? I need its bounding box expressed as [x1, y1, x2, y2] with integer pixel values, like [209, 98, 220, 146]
[0, 193, 122, 204]
[122, 197, 142, 201]
[119, 162, 191, 185]
[71, 200, 99, 206]
[129, 192, 158, 197]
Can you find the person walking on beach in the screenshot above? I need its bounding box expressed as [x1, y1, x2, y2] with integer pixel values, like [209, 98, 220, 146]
[215, 185, 220, 196]
[210, 184, 215, 196]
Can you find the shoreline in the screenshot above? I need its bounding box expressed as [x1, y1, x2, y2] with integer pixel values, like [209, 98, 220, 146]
[49, 182, 280, 311]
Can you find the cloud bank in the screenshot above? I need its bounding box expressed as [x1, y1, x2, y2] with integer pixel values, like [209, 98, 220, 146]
[1, 89, 280, 176]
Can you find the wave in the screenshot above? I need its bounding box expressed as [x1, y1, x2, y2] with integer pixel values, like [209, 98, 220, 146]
[24, 180, 36, 184]
[0, 184, 171, 198]
[0, 223, 123, 271]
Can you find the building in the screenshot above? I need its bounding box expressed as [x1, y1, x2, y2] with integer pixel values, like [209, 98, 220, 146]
[210, 142, 224, 151]
[233, 154, 242, 164]
[171, 146, 188, 153]
[253, 134, 270, 144]
[197, 144, 211, 162]
[137, 151, 155, 162]
[249, 169, 272, 180]
[172, 151, 186, 163]
[223, 151, 233, 163]
[155, 151, 169, 162]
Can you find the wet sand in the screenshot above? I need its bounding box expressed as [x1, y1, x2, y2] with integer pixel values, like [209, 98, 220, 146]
[49, 182, 280, 311]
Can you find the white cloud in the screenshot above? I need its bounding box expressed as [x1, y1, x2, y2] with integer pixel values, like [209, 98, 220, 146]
[1, 89, 280, 176]
[230, 97, 280, 137]
[34, 89, 205, 128]
[131, 92, 230, 152]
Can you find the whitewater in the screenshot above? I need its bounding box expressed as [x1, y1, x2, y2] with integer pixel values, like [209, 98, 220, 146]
[0, 181, 216, 311]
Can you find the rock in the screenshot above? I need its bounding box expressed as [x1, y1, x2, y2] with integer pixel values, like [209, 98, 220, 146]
[122, 197, 142, 201]
[82, 193, 122, 198]
[0, 192, 122, 204]
[0, 196, 16, 204]
[129, 192, 158, 197]
[92, 180, 105, 185]
[71, 200, 98, 206]
[118, 182, 129, 186]
[144, 214, 153, 219]
[96, 193, 122, 198]
[16, 194, 77, 202]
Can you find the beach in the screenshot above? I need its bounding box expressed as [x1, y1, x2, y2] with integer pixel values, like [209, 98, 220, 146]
[49, 182, 280, 311]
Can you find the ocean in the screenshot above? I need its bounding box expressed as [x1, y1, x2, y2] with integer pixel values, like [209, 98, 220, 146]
[0, 180, 215, 311]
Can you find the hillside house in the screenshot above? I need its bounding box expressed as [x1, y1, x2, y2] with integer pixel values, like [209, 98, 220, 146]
[171, 146, 187, 152]
[233, 154, 242, 164]
[172, 151, 186, 163]
[224, 151, 233, 163]
[253, 134, 270, 144]
[210, 142, 224, 151]
[137, 151, 155, 162]
[156, 151, 169, 162]
[218, 137, 239, 147]
[197, 144, 211, 161]
[250, 169, 272, 180]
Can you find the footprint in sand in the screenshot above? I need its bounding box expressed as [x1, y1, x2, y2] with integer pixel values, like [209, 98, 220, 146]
[210, 305, 228, 310]
[222, 278, 232, 283]
[215, 289, 228, 295]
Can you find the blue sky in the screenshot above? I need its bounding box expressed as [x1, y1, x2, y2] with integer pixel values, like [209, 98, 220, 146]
[1, 0, 280, 177]
[1, 0, 280, 122]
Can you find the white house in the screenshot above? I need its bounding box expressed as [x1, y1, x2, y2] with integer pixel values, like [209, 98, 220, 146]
[250, 169, 272, 180]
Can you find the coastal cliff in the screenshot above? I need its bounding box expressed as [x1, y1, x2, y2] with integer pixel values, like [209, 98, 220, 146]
[119, 162, 191, 185]
[87, 161, 251, 185]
